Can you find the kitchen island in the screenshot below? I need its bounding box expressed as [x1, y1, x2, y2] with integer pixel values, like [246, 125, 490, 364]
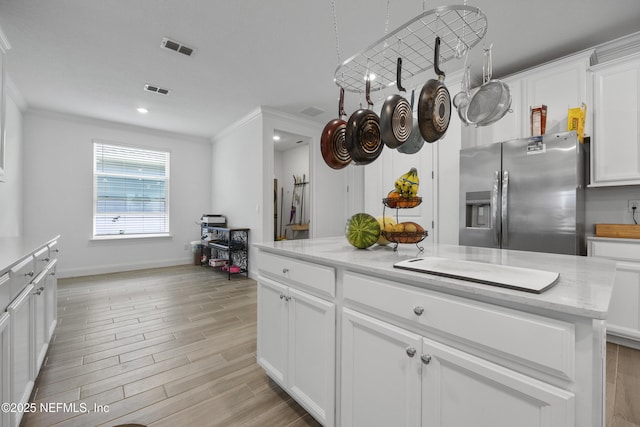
[255, 236, 616, 427]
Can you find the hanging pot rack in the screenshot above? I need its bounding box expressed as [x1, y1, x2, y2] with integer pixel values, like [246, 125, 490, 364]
[333, 4, 488, 93]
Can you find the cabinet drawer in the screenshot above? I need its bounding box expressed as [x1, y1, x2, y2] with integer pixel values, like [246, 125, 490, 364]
[48, 240, 59, 260]
[259, 251, 335, 299]
[9, 256, 35, 303]
[589, 239, 640, 262]
[33, 247, 51, 273]
[0, 272, 9, 312]
[343, 271, 575, 380]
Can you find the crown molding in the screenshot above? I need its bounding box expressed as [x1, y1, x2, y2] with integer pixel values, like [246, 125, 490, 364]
[592, 30, 640, 65]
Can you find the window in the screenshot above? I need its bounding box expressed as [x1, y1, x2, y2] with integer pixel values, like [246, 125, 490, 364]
[93, 142, 170, 237]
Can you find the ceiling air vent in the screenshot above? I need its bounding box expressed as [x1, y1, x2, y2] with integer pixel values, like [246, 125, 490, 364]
[144, 84, 170, 95]
[161, 37, 194, 57]
[300, 106, 324, 117]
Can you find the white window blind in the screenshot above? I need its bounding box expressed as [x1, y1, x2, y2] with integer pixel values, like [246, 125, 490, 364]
[93, 142, 170, 237]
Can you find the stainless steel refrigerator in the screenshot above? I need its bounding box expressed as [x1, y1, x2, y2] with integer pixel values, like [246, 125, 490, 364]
[459, 131, 586, 256]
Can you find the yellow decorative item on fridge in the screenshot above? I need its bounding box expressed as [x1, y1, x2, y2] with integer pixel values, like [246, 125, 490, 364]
[567, 103, 587, 143]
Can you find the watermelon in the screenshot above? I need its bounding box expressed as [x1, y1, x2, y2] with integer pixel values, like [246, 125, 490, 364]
[346, 213, 380, 249]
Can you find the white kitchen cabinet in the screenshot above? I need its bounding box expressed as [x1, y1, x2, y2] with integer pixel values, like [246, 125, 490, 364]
[588, 237, 640, 345]
[525, 53, 590, 135]
[257, 278, 288, 383]
[590, 54, 640, 186]
[32, 266, 48, 373]
[464, 51, 591, 147]
[45, 258, 58, 340]
[342, 275, 575, 427]
[1, 271, 9, 310]
[421, 338, 574, 427]
[256, 239, 612, 427]
[7, 285, 35, 427]
[286, 287, 335, 423]
[341, 308, 422, 427]
[257, 252, 336, 427]
[1, 236, 60, 427]
[0, 311, 10, 427]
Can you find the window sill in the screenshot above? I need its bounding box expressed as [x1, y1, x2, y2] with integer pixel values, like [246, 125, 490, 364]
[91, 233, 172, 241]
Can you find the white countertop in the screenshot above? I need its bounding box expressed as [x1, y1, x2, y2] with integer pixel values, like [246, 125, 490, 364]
[587, 235, 640, 243]
[255, 236, 616, 320]
[0, 235, 60, 273]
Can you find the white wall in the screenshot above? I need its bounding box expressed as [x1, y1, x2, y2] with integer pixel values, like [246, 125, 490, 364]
[0, 90, 23, 236]
[23, 110, 212, 277]
[586, 185, 640, 232]
[211, 107, 350, 277]
[262, 108, 349, 240]
[210, 109, 264, 277]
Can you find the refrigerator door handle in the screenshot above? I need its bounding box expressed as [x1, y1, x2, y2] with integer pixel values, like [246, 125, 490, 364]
[501, 170, 509, 246]
[492, 171, 500, 246]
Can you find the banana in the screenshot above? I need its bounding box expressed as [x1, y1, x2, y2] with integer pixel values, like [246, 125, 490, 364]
[395, 168, 420, 197]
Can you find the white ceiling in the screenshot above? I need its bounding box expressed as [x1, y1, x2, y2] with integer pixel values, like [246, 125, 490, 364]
[2, 0, 640, 140]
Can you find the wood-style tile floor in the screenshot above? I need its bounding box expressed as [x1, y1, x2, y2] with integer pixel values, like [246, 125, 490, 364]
[20, 265, 640, 427]
[607, 342, 640, 427]
[21, 265, 321, 427]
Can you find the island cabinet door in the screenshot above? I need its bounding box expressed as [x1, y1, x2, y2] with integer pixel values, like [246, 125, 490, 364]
[8, 285, 35, 427]
[341, 308, 422, 427]
[257, 278, 288, 384]
[420, 337, 575, 427]
[287, 288, 335, 427]
[0, 312, 10, 427]
[32, 268, 48, 373]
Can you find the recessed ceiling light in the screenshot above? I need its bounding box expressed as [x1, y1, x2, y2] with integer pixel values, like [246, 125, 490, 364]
[273, 135, 281, 141]
[137, 107, 149, 114]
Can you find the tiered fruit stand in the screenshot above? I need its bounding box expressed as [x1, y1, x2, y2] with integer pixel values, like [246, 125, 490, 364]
[381, 196, 428, 251]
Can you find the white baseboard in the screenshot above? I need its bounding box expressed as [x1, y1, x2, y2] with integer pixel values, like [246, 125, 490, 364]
[57, 257, 193, 278]
[58, 258, 258, 280]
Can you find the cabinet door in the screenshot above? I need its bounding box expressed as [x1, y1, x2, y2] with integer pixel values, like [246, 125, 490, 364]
[606, 261, 640, 340]
[288, 288, 335, 427]
[45, 259, 58, 340]
[8, 285, 35, 427]
[341, 309, 422, 427]
[526, 55, 588, 135]
[421, 337, 574, 427]
[32, 269, 48, 373]
[592, 56, 640, 186]
[256, 278, 288, 384]
[0, 312, 10, 427]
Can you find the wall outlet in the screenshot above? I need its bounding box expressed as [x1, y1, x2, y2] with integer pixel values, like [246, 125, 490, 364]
[629, 200, 640, 213]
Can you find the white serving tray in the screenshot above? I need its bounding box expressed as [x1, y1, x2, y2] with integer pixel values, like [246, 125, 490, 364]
[394, 257, 560, 294]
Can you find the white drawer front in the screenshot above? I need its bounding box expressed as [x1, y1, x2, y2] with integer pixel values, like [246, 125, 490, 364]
[9, 256, 35, 302]
[0, 272, 10, 311]
[589, 239, 640, 262]
[343, 271, 575, 380]
[259, 251, 335, 299]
